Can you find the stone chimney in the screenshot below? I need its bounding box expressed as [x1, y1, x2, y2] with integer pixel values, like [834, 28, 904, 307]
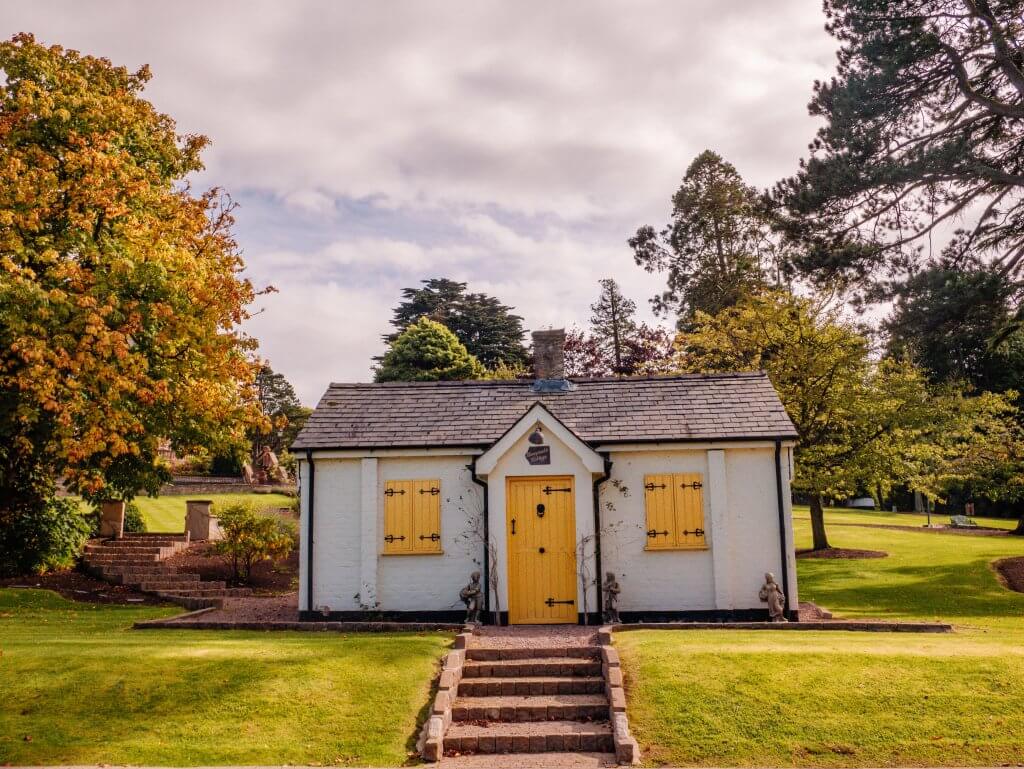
[532, 328, 566, 381]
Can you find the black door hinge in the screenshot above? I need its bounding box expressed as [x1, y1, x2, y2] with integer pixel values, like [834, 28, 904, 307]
[545, 597, 575, 607]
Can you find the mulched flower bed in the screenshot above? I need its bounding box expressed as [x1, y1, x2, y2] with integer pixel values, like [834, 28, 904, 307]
[797, 547, 888, 559]
[162, 543, 298, 594]
[0, 569, 164, 605]
[994, 556, 1024, 593]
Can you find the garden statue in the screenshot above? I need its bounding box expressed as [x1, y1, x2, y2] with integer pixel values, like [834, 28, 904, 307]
[258, 445, 287, 484]
[459, 571, 483, 624]
[759, 572, 788, 622]
[242, 461, 255, 484]
[602, 571, 621, 624]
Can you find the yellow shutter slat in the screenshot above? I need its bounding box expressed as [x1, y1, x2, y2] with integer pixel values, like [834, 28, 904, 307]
[383, 480, 414, 554]
[643, 474, 675, 550]
[412, 479, 442, 553]
[673, 472, 706, 549]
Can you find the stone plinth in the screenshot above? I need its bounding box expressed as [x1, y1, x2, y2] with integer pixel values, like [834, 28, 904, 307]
[185, 500, 222, 541]
[99, 500, 126, 539]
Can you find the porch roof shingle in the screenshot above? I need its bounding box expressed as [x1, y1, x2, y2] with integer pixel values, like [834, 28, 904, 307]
[291, 372, 797, 450]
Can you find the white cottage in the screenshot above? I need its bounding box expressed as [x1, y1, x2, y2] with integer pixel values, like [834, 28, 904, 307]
[292, 329, 799, 624]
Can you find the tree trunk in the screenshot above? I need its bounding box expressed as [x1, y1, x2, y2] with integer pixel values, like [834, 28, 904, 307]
[1013, 515, 1024, 536]
[809, 495, 831, 551]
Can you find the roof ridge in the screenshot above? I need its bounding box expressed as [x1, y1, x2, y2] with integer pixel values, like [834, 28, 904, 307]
[326, 371, 770, 388]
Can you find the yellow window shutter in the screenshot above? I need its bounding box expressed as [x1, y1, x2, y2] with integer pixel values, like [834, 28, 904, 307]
[643, 474, 675, 550]
[673, 473, 706, 549]
[383, 480, 414, 554]
[411, 479, 442, 553]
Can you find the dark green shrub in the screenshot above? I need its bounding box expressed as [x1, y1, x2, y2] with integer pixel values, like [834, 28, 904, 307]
[0, 497, 92, 576]
[124, 501, 147, 533]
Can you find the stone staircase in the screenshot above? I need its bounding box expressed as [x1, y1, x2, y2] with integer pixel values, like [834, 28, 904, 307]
[442, 645, 616, 759]
[82, 533, 252, 606]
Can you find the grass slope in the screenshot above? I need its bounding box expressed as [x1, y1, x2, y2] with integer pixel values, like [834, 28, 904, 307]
[620, 514, 1024, 767]
[75, 493, 294, 532]
[0, 590, 449, 766]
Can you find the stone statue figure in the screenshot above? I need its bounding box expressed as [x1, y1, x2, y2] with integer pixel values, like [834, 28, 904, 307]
[459, 571, 483, 624]
[602, 571, 621, 624]
[241, 461, 255, 485]
[759, 572, 788, 622]
[258, 445, 286, 484]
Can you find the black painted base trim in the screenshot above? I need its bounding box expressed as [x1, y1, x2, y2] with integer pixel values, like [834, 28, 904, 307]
[299, 609, 467, 623]
[299, 608, 796, 624]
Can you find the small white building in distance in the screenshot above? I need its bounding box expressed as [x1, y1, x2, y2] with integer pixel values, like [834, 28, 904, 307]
[291, 329, 799, 624]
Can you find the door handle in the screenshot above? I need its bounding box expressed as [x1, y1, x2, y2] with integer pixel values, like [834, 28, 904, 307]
[511, 518, 516, 535]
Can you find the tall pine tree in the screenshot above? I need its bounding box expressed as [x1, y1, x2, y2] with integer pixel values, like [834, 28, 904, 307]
[589, 279, 637, 374]
[630, 151, 776, 326]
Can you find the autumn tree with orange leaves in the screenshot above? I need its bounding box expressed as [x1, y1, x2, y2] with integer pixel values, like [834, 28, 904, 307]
[0, 34, 267, 527]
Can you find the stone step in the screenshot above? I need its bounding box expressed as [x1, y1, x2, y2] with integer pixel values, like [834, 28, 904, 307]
[466, 647, 600, 661]
[95, 538, 188, 547]
[138, 579, 217, 592]
[458, 676, 606, 697]
[84, 545, 173, 556]
[443, 720, 613, 755]
[83, 554, 161, 564]
[98, 565, 181, 577]
[118, 532, 188, 540]
[462, 658, 603, 679]
[157, 587, 252, 598]
[105, 571, 200, 586]
[452, 694, 609, 723]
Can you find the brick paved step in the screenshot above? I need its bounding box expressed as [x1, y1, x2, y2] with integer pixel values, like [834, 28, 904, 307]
[452, 694, 609, 723]
[466, 647, 600, 661]
[119, 533, 187, 540]
[463, 658, 602, 679]
[443, 720, 613, 755]
[458, 676, 606, 697]
[95, 538, 188, 547]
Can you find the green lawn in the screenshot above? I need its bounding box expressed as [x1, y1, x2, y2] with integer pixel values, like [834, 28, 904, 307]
[794, 503, 1020, 531]
[619, 513, 1024, 766]
[76, 493, 294, 532]
[0, 590, 450, 766]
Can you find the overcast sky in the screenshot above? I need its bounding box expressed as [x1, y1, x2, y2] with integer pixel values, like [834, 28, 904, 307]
[7, 1, 838, 403]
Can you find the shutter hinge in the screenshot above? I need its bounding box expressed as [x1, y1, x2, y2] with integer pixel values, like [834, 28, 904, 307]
[682, 528, 705, 537]
[681, 481, 703, 490]
[646, 529, 670, 538]
[384, 534, 406, 543]
[418, 532, 440, 542]
[419, 486, 440, 495]
[644, 482, 667, 490]
[384, 488, 406, 496]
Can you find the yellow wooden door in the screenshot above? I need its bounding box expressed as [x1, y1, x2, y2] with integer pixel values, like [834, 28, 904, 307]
[506, 476, 577, 624]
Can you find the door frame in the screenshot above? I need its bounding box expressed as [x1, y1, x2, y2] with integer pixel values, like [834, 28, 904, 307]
[504, 474, 578, 625]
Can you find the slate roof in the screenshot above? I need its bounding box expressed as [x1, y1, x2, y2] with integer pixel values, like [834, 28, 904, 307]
[292, 372, 797, 450]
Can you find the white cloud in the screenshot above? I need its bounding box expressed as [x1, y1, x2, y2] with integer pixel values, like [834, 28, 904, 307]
[8, 0, 838, 401]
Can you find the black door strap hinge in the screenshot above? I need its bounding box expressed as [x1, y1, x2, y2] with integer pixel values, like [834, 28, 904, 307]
[418, 532, 440, 542]
[645, 482, 667, 490]
[419, 487, 440, 495]
[683, 528, 705, 537]
[384, 534, 406, 543]
[646, 529, 670, 538]
[544, 597, 575, 607]
[542, 485, 572, 494]
[681, 481, 703, 489]
[384, 488, 406, 496]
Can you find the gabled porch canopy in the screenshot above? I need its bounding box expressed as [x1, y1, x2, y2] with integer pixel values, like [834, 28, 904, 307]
[475, 402, 606, 476]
